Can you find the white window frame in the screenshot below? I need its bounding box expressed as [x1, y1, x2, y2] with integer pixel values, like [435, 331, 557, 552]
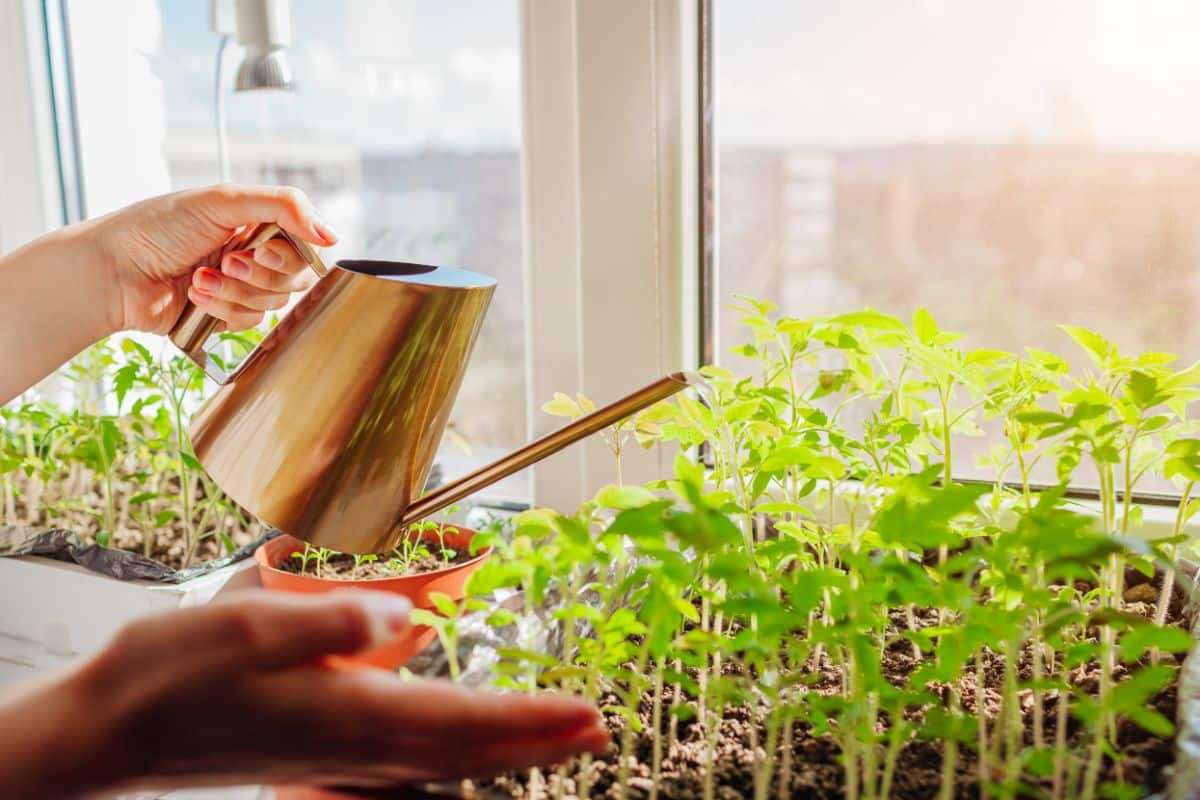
[0, 0, 63, 252]
[521, 0, 701, 510]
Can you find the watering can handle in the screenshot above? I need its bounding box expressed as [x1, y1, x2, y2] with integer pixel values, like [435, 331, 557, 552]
[167, 222, 329, 383]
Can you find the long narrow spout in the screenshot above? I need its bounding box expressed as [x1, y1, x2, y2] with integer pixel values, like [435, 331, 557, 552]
[399, 371, 698, 527]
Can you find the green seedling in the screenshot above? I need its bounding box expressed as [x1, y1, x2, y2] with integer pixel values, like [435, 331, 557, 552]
[4, 297, 1197, 800]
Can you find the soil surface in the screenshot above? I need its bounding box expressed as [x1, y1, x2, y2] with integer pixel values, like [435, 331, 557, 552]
[107, 523, 259, 568]
[474, 570, 1190, 800]
[10, 475, 262, 570]
[277, 545, 473, 580]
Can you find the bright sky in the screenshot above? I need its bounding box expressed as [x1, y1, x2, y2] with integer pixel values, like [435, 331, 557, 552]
[718, 0, 1200, 151]
[157, 0, 521, 151]
[139, 0, 1200, 154]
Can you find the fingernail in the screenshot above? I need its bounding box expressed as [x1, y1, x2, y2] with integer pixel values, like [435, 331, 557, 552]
[224, 255, 252, 279]
[313, 220, 338, 244]
[254, 247, 283, 268]
[194, 268, 222, 293]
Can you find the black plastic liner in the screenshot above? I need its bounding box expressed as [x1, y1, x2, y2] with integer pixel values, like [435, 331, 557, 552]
[0, 525, 277, 584]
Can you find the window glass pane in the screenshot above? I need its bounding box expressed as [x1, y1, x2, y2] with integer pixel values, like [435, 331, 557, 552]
[64, 0, 527, 501]
[716, 0, 1200, 491]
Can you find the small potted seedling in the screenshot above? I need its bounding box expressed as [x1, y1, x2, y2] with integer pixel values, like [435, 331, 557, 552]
[254, 517, 492, 669]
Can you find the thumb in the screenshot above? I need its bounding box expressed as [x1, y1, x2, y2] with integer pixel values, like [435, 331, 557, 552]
[117, 590, 412, 673]
[211, 589, 413, 670]
[182, 184, 338, 247]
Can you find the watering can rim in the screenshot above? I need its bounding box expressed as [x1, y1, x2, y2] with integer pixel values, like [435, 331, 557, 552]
[335, 259, 497, 290]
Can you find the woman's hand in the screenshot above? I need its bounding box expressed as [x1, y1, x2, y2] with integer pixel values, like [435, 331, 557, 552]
[93, 183, 335, 334]
[0, 591, 608, 797]
[0, 183, 333, 403]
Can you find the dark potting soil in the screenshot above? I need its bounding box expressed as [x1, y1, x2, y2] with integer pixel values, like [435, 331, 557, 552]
[276, 545, 474, 580]
[477, 570, 1189, 800]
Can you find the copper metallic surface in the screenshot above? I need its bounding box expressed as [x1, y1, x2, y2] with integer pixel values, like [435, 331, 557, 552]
[186, 259, 496, 554]
[398, 372, 695, 527]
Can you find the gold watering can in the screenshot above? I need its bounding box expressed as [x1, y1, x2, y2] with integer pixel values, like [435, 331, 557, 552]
[169, 222, 692, 554]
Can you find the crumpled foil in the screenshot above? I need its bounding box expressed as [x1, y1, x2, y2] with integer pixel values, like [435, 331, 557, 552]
[0, 525, 275, 584]
[406, 586, 569, 688]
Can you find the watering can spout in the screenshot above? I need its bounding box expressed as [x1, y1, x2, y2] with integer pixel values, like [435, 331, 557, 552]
[398, 372, 695, 527]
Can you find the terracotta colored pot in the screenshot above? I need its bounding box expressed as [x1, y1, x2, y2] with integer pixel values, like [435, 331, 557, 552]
[255, 527, 491, 670]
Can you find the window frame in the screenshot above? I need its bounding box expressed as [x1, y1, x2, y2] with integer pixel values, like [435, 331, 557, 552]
[0, 0, 64, 252]
[519, 0, 701, 509]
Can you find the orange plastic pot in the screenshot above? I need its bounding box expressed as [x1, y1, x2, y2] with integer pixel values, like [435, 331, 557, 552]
[255, 527, 491, 670]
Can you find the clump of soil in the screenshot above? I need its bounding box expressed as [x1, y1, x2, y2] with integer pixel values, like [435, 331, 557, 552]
[479, 570, 1191, 800]
[277, 544, 474, 580]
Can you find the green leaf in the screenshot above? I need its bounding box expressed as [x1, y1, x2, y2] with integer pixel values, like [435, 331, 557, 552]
[1125, 706, 1175, 737]
[1163, 358, 1200, 390]
[179, 451, 204, 472]
[1126, 371, 1158, 409]
[1015, 410, 1067, 426]
[832, 309, 907, 333]
[486, 609, 519, 627]
[429, 592, 458, 617]
[760, 445, 816, 472]
[113, 363, 139, 410]
[1108, 664, 1175, 716]
[802, 456, 844, 481]
[912, 308, 939, 344]
[608, 501, 674, 538]
[409, 608, 441, 627]
[964, 348, 1010, 366]
[1119, 625, 1195, 662]
[1060, 325, 1112, 367]
[1099, 782, 1147, 800]
[99, 418, 121, 463]
[121, 337, 152, 361]
[541, 392, 582, 419]
[1125, 504, 1143, 530]
[1024, 748, 1056, 777]
[594, 483, 658, 509]
[751, 501, 812, 518]
[671, 596, 700, 623]
[722, 398, 760, 423]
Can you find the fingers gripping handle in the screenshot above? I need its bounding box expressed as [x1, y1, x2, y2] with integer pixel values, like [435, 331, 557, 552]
[167, 222, 329, 382]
